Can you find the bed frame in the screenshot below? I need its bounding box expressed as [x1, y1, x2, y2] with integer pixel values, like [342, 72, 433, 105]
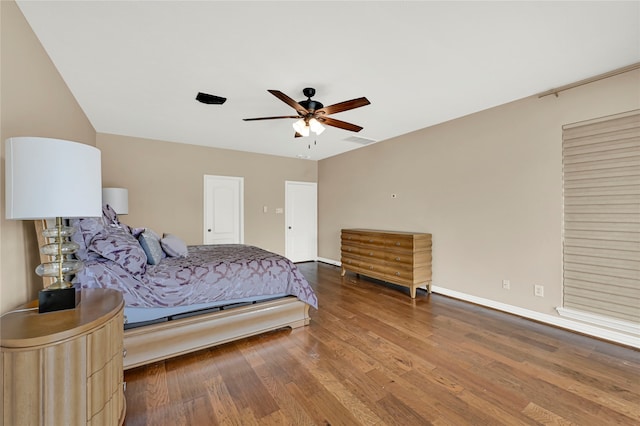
[35, 220, 311, 370]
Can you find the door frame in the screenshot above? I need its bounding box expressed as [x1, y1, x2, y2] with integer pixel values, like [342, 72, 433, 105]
[203, 174, 244, 244]
[285, 180, 318, 262]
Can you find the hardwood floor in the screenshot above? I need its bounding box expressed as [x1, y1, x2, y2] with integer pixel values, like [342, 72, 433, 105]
[124, 262, 640, 425]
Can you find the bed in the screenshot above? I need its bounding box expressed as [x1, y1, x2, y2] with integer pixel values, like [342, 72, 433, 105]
[35, 208, 317, 370]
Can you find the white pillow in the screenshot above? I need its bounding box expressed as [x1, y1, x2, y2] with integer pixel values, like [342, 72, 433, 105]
[161, 233, 188, 257]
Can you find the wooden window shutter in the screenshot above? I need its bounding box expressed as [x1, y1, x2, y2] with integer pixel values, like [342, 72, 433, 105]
[562, 110, 640, 323]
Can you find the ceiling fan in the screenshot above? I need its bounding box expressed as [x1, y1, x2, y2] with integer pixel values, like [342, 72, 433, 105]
[243, 88, 370, 137]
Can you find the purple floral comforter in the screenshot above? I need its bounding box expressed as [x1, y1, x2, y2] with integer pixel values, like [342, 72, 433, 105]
[76, 244, 318, 309]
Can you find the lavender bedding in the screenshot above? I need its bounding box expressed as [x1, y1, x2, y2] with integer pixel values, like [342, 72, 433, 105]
[71, 206, 317, 311]
[75, 244, 318, 309]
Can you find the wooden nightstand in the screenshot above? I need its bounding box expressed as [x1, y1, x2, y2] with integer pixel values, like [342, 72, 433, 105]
[1, 288, 126, 425]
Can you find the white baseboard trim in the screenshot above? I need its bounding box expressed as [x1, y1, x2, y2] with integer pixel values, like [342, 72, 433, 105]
[431, 285, 640, 349]
[314, 257, 639, 348]
[556, 307, 640, 336]
[317, 257, 341, 267]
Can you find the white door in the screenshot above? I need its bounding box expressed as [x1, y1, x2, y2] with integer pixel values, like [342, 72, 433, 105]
[285, 181, 317, 262]
[203, 175, 244, 244]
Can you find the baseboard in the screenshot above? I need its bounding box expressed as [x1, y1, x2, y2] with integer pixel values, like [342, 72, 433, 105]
[315, 257, 639, 348]
[556, 307, 640, 336]
[431, 285, 640, 349]
[317, 257, 341, 267]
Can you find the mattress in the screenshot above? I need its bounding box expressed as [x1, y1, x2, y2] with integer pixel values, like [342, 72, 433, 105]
[123, 292, 288, 325]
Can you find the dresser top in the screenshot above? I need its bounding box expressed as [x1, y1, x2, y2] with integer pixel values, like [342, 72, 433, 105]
[342, 228, 431, 236]
[1, 288, 123, 349]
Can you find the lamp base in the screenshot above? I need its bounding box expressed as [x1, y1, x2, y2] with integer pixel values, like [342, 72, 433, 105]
[38, 286, 81, 313]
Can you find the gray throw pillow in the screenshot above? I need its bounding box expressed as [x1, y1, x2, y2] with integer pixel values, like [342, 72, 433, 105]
[161, 233, 188, 257]
[138, 229, 163, 265]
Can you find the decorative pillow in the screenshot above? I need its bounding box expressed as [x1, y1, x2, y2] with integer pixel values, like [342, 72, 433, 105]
[71, 205, 121, 260]
[88, 227, 147, 276]
[138, 229, 164, 265]
[102, 204, 120, 226]
[161, 233, 188, 257]
[70, 217, 105, 261]
[129, 226, 146, 238]
[119, 222, 145, 238]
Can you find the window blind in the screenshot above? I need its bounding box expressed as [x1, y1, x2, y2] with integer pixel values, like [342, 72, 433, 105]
[562, 110, 640, 324]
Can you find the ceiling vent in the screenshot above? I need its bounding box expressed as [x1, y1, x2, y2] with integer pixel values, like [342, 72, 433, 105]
[343, 135, 377, 145]
[196, 92, 226, 105]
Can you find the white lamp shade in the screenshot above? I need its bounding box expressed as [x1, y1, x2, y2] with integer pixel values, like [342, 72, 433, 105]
[309, 118, 325, 135]
[292, 119, 310, 137]
[5, 137, 102, 219]
[102, 188, 129, 215]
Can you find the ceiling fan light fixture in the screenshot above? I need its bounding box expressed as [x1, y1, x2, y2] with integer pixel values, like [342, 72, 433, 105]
[245, 88, 369, 138]
[309, 118, 325, 135]
[292, 119, 310, 137]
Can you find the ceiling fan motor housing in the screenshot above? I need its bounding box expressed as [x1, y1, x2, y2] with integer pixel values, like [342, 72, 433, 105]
[299, 87, 323, 113]
[299, 99, 324, 113]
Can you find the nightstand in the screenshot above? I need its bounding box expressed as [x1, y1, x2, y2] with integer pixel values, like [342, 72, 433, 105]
[1, 288, 126, 425]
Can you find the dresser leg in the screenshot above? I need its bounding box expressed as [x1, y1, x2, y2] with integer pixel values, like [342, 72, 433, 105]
[341, 268, 346, 277]
[410, 286, 417, 299]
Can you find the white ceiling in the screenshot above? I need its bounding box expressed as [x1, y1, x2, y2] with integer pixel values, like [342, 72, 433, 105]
[16, 1, 640, 160]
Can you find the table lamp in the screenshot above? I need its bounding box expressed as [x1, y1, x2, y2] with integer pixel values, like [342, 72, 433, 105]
[5, 137, 102, 313]
[102, 187, 128, 215]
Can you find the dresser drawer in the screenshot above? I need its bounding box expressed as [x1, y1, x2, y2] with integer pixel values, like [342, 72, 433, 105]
[342, 255, 383, 270]
[341, 256, 362, 269]
[342, 245, 386, 259]
[383, 251, 414, 265]
[342, 252, 385, 267]
[342, 231, 387, 248]
[384, 235, 415, 251]
[382, 268, 415, 285]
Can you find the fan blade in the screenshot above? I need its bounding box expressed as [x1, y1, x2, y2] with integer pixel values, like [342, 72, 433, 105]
[316, 97, 370, 116]
[317, 116, 363, 132]
[268, 90, 309, 115]
[243, 115, 299, 121]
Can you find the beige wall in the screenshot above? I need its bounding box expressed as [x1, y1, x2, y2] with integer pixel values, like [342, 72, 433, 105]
[1, 1, 96, 314]
[0, 0, 316, 314]
[319, 69, 639, 321]
[2, 0, 637, 344]
[97, 133, 317, 255]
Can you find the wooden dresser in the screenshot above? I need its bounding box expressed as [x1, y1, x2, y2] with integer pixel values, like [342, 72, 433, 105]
[341, 229, 432, 298]
[1, 288, 126, 425]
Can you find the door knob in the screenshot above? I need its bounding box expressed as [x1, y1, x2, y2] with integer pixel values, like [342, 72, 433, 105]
[207, 229, 212, 232]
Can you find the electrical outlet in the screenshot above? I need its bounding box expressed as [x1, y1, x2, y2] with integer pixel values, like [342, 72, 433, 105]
[534, 285, 544, 297]
[502, 279, 510, 290]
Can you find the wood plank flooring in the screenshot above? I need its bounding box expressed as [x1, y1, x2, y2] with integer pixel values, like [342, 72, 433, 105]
[124, 262, 640, 425]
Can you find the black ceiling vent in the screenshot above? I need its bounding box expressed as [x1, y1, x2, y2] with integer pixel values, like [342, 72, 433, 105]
[196, 92, 226, 105]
